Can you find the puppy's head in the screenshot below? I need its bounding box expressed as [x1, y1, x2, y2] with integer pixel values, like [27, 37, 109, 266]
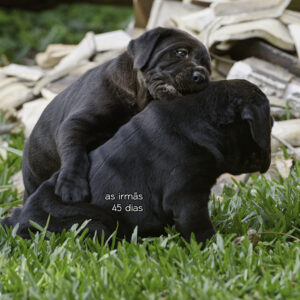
[210, 80, 273, 175]
[127, 27, 211, 101]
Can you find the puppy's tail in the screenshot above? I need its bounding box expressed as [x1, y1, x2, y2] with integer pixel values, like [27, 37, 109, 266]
[1, 172, 117, 239]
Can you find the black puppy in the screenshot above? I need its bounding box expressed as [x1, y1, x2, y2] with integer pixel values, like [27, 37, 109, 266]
[2, 80, 272, 243]
[23, 27, 211, 204]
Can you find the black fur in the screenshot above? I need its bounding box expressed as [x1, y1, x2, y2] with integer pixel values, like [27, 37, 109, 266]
[22, 27, 211, 204]
[2, 80, 272, 244]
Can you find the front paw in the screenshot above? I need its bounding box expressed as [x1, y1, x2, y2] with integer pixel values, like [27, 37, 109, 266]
[148, 80, 181, 101]
[55, 171, 90, 203]
[156, 84, 182, 100]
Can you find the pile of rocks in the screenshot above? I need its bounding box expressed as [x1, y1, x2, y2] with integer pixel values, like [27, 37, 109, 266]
[0, 30, 131, 137]
[1, 0, 300, 194]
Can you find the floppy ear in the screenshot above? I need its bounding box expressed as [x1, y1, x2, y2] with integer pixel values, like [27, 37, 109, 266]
[241, 104, 270, 149]
[127, 27, 166, 70]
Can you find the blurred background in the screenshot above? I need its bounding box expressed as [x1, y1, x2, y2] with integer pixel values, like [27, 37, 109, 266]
[0, 1, 133, 66]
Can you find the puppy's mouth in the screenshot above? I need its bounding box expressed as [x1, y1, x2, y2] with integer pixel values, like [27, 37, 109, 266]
[148, 81, 182, 100]
[232, 150, 271, 175]
[161, 83, 182, 97]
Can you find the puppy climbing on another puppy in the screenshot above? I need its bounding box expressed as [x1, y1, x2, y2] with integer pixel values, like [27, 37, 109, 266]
[2, 80, 273, 244]
[22, 27, 211, 204]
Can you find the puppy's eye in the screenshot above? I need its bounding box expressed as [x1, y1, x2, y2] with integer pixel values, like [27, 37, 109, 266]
[176, 48, 188, 58]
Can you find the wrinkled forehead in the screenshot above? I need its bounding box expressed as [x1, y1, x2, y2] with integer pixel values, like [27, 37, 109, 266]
[156, 32, 207, 52]
[149, 38, 209, 67]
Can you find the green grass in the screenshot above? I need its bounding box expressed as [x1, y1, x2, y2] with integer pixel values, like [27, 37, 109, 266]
[0, 128, 299, 299]
[0, 114, 24, 211]
[0, 4, 133, 65]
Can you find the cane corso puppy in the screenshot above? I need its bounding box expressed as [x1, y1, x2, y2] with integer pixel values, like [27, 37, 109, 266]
[22, 27, 211, 204]
[2, 80, 272, 243]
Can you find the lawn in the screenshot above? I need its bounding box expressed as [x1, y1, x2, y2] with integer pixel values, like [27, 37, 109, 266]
[0, 4, 132, 65]
[0, 122, 299, 299]
[0, 4, 299, 299]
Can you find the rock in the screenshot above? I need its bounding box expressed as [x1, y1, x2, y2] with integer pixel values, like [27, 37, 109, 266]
[272, 119, 300, 151]
[35, 44, 76, 69]
[0, 139, 8, 160]
[269, 96, 286, 108]
[48, 32, 96, 76]
[0, 77, 18, 89]
[174, 6, 213, 33]
[0, 83, 33, 110]
[18, 98, 51, 137]
[206, 18, 294, 50]
[176, 0, 292, 51]
[147, 0, 199, 30]
[93, 49, 123, 65]
[288, 24, 300, 59]
[227, 57, 300, 119]
[181, 0, 291, 34]
[0, 123, 19, 135]
[2, 64, 45, 81]
[271, 152, 293, 178]
[280, 9, 300, 25]
[289, 97, 300, 118]
[95, 30, 131, 52]
[234, 229, 259, 248]
[41, 88, 57, 101]
[43, 74, 79, 96]
[10, 171, 24, 196]
[211, 173, 246, 196]
[271, 107, 289, 119]
[211, 0, 290, 22]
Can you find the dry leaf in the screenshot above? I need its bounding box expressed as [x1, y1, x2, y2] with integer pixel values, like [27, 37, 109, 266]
[234, 229, 259, 248]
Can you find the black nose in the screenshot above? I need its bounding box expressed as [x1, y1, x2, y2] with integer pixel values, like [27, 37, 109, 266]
[193, 71, 204, 83]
